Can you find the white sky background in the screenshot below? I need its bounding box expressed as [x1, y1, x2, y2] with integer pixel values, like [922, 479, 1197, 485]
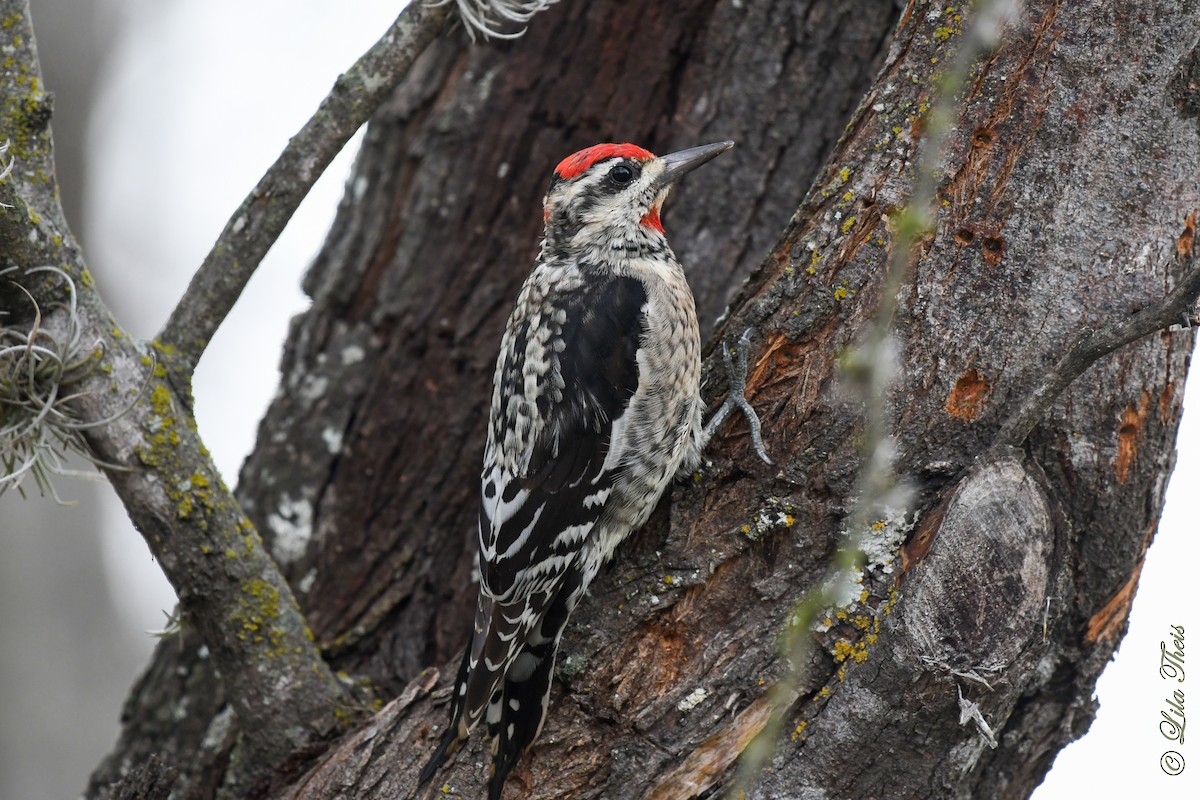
[76, 1, 1197, 796]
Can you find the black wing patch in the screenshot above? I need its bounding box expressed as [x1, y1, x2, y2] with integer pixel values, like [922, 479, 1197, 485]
[524, 274, 646, 491]
[479, 274, 646, 600]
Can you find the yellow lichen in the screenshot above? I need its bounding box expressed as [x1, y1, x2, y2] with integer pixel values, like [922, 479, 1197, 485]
[150, 384, 172, 417]
[833, 640, 855, 662]
[229, 578, 287, 656]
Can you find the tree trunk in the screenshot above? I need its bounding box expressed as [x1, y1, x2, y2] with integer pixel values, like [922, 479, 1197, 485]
[87, 0, 1200, 798]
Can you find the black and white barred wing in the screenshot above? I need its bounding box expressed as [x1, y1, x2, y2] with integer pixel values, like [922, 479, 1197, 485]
[461, 273, 648, 724]
[480, 272, 646, 599]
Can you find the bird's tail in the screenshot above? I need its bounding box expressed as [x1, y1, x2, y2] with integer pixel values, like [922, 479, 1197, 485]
[484, 634, 561, 799]
[483, 567, 585, 799]
[419, 592, 545, 787]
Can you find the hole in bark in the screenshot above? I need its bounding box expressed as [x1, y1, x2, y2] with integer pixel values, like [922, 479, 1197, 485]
[972, 127, 995, 147]
[1160, 380, 1175, 422]
[982, 236, 1005, 264]
[953, 228, 976, 246]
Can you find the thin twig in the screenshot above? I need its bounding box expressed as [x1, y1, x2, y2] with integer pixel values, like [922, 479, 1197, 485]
[990, 243, 1200, 451]
[157, 0, 454, 377]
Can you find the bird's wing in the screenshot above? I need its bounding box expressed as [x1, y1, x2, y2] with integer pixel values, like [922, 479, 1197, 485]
[478, 272, 647, 602]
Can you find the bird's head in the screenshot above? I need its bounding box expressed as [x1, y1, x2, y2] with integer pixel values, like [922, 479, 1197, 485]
[540, 141, 734, 258]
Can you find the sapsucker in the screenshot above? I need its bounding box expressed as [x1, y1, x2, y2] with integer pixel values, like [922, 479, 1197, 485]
[419, 141, 769, 798]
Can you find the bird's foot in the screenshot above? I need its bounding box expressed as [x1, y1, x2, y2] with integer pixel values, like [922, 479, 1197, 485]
[704, 328, 772, 465]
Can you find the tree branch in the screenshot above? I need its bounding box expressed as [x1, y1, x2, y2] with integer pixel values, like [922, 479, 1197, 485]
[0, 2, 349, 783]
[991, 209, 1200, 452]
[156, 0, 454, 379]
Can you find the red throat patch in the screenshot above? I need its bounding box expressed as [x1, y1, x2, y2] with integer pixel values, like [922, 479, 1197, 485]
[554, 143, 655, 180]
[640, 207, 664, 234]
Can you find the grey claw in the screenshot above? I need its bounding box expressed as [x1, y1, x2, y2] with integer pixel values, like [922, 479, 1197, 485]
[707, 328, 773, 465]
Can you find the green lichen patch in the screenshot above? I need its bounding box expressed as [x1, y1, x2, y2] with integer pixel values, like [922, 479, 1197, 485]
[135, 381, 225, 522]
[1, 79, 54, 165]
[229, 577, 288, 658]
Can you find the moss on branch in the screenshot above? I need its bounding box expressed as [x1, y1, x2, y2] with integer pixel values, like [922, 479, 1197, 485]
[0, 0, 351, 783]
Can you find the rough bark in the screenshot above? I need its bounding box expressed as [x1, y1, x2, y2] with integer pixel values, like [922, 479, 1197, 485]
[83, 0, 1200, 798]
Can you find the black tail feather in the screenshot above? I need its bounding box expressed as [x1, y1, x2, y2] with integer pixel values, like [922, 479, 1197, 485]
[485, 639, 560, 799]
[484, 567, 583, 798]
[418, 641, 473, 786]
[418, 725, 461, 787]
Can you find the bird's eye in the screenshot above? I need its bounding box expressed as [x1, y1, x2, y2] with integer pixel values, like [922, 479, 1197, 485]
[608, 164, 636, 185]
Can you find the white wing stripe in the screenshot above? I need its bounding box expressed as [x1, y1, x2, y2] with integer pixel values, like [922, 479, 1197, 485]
[583, 487, 611, 508]
[495, 503, 545, 561]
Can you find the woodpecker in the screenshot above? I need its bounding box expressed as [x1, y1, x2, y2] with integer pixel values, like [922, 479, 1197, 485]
[419, 141, 770, 798]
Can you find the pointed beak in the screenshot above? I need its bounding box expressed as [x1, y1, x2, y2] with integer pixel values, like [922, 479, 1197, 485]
[654, 141, 735, 190]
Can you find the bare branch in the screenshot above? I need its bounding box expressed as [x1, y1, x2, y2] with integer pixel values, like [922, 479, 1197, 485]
[157, 0, 454, 378]
[991, 210, 1200, 451]
[0, 2, 350, 783]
